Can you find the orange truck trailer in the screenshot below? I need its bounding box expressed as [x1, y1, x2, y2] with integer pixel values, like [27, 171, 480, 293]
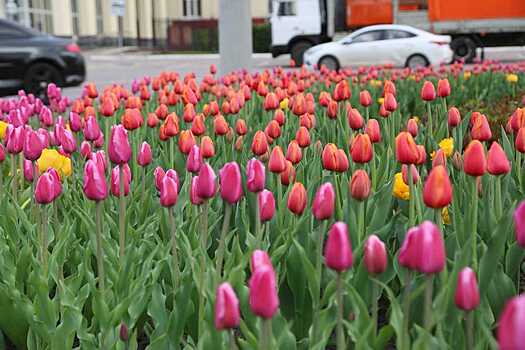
[270, 0, 525, 64]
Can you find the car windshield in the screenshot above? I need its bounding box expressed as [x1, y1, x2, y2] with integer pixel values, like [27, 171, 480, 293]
[0, 19, 42, 37]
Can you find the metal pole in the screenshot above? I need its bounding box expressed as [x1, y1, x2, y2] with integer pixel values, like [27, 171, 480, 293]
[118, 15, 124, 47]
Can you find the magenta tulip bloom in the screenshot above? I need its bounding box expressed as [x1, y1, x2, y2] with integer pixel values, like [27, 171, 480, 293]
[249, 265, 279, 319]
[92, 150, 107, 174]
[219, 161, 243, 204]
[258, 189, 275, 222]
[165, 169, 179, 193]
[35, 171, 57, 204]
[37, 128, 50, 148]
[515, 200, 525, 248]
[497, 294, 525, 350]
[83, 115, 101, 141]
[312, 182, 335, 220]
[47, 168, 62, 198]
[0, 144, 5, 163]
[60, 128, 77, 154]
[246, 158, 266, 193]
[414, 221, 446, 274]
[364, 234, 387, 275]
[6, 125, 25, 154]
[160, 175, 178, 207]
[214, 283, 240, 330]
[154, 166, 165, 191]
[398, 227, 422, 270]
[110, 164, 131, 197]
[80, 141, 92, 159]
[136, 142, 152, 167]
[186, 145, 202, 173]
[324, 222, 353, 272]
[195, 162, 216, 199]
[23, 129, 44, 161]
[83, 159, 108, 201]
[190, 176, 204, 206]
[454, 267, 480, 311]
[23, 159, 34, 182]
[69, 111, 82, 132]
[108, 125, 132, 164]
[250, 249, 273, 273]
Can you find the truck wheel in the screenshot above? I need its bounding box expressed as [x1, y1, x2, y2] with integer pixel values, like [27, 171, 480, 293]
[406, 54, 429, 69]
[451, 37, 477, 63]
[319, 56, 340, 71]
[290, 41, 312, 66]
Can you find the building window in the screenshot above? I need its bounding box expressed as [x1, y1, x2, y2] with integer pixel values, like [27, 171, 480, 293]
[95, 0, 103, 35]
[70, 0, 79, 35]
[182, 0, 201, 18]
[14, 0, 54, 33]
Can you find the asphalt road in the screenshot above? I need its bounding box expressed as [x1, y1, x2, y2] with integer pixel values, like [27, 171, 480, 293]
[61, 46, 525, 99]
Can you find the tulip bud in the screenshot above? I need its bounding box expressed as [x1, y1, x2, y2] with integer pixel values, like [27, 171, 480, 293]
[252, 130, 269, 156]
[258, 189, 276, 222]
[200, 136, 215, 158]
[83, 115, 101, 141]
[154, 166, 165, 191]
[219, 162, 243, 204]
[350, 170, 371, 200]
[421, 81, 436, 101]
[416, 145, 427, 165]
[122, 108, 143, 130]
[147, 113, 159, 128]
[93, 132, 104, 149]
[6, 125, 25, 154]
[280, 160, 296, 186]
[92, 150, 107, 174]
[407, 118, 418, 137]
[324, 222, 353, 272]
[333, 80, 350, 101]
[214, 115, 229, 136]
[287, 182, 307, 215]
[322, 143, 338, 171]
[432, 149, 447, 168]
[191, 114, 205, 136]
[268, 146, 286, 173]
[249, 265, 279, 319]
[384, 93, 397, 112]
[515, 200, 525, 248]
[250, 250, 272, 273]
[335, 149, 349, 172]
[196, 163, 216, 199]
[463, 140, 487, 176]
[69, 111, 82, 132]
[350, 134, 373, 163]
[437, 79, 451, 98]
[286, 140, 302, 164]
[487, 142, 510, 175]
[470, 114, 492, 141]
[59, 128, 77, 155]
[359, 90, 372, 107]
[137, 142, 152, 167]
[312, 182, 335, 220]
[35, 171, 56, 204]
[398, 227, 419, 269]
[108, 125, 132, 164]
[83, 159, 108, 201]
[365, 119, 381, 143]
[186, 145, 202, 173]
[395, 132, 419, 164]
[160, 174, 178, 207]
[497, 295, 525, 350]
[516, 127, 525, 153]
[364, 235, 387, 275]
[454, 267, 480, 311]
[348, 108, 364, 130]
[119, 323, 129, 342]
[423, 165, 453, 208]
[246, 158, 266, 192]
[448, 107, 461, 128]
[215, 282, 240, 330]
[415, 221, 446, 274]
[295, 126, 311, 148]
[111, 164, 131, 197]
[190, 176, 204, 206]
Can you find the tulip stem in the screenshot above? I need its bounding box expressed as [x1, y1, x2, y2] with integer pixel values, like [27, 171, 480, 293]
[494, 176, 502, 219]
[336, 272, 345, 350]
[118, 165, 126, 264]
[465, 311, 474, 350]
[216, 203, 232, 285]
[10, 154, 17, 202]
[198, 201, 209, 339]
[169, 136, 174, 167]
[229, 329, 238, 350]
[372, 281, 379, 336]
[471, 178, 479, 269]
[260, 318, 272, 350]
[407, 168, 415, 227]
[255, 196, 262, 248]
[95, 201, 105, 292]
[427, 102, 433, 151]
[140, 166, 146, 206]
[357, 200, 365, 246]
[424, 275, 434, 332]
[401, 272, 412, 350]
[312, 220, 328, 344]
[39, 205, 48, 273]
[168, 206, 180, 292]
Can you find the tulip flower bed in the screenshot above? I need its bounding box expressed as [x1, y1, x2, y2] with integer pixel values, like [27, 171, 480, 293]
[1, 61, 525, 350]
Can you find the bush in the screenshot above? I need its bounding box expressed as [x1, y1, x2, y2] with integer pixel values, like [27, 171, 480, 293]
[253, 23, 271, 53]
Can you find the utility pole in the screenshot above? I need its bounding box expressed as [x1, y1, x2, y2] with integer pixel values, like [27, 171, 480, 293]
[218, 0, 253, 75]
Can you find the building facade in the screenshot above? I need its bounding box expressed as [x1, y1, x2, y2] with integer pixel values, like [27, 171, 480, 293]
[0, 0, 270, 48]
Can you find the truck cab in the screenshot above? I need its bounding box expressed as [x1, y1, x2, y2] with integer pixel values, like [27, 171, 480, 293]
[270, 0, 333, 65]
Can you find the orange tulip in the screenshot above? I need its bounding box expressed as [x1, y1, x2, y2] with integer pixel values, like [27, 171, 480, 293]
[251, 130, 269, 156]
[463, 140, 487, 176]
[178, 130, 196, 154]
[423, 165, 453, 209]
[322, 143, 338, 171]
[201, 136, 215, 158]
[350, 134, 373, 163]
[286, 140, 302, 164]
[268, 146, 287, 173]
[287, 182, 307, 215]
[350, 170, 371, 200]
[395, 132, 419, 164]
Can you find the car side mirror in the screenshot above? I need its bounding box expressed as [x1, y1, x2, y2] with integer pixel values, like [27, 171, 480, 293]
[342, 40, 352, 45]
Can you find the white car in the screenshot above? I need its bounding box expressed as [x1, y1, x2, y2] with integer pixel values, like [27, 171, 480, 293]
[303, 24, 453, 70]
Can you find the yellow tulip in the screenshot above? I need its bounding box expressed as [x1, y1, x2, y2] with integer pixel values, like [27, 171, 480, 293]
[280, 98, 289, 110]
[392, 172, 410, 200]
[0, 121, 8, 140]
[438, 138, 454, 157]
[463, 71, 471, 80]
[37, 148, 72, 177]
[377, 97, 385, 105]
[506, 74, 518, 83]
[442, 207, 451, 225]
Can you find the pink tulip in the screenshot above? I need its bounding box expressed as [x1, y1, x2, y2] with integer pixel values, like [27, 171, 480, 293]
[59, 128, 77, 154]
[402, 164, 419, 185]
[190, 176, 204, 205]
[421, 81, 436, 101]
[364, 235, 387, 275]
[324, 222, 353, 272]
[80, 141, 92, 159]
[92, 150, 107, 174]
[6, 125, 25, 154]
[83, 115, 101, 141]
[39, 106, 53, 127]
[137, 142, 152, 167]
[312, 182, 335, 220]
[23, 129, 44, 161]
[160, 175, 178, 207]
[487, 142, 510, 175]
[448, 107, 461, 128]
[258, 189, 276, 222]
[93, 132, 104, 149]
[111, 164, 131, 197]
[515, 200, 525, 248]
[108, 125, 132, 164]
[398, 227, 420, 270]
[154, 167, 166, 191]
[249, 265, 279, 319]
[165, 169, 179, 193]
[83, 159, 108, 201]
[246, 158, 266, 192]
[214, 283, 240, 330]
[195, 163, 216, 199]
[37, 128, 50, 148]
[250, 250, 273, 273]
[35, 171, 56, 204]
[0, 144, 5, 163]
[47, 168, 62, 198]
[186, 145, 202, 173]
[219, 161, 243, 204]
[454, 267, 480, 311]
[69, 111, 82, 132]
[497, 295, 525, 350]
[414, 221, 446, 274]
[23, 159, 35, 182]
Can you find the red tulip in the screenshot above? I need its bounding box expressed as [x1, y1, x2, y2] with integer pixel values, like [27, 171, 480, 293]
[463, 140, 486, 176]
[322, 143, 338, 171]
[23, 129, 44, 161]
[487, 142, 510, 175]
[333, 80, 350, 101]
[147, 113, 159, 128]
[251, 130, 269, 156]
[258, 189, 276, 222]
[423, 165, 453, 208]
[470, 114, 492, 141]
[295, 126, 311, 147]
[137, 142, 152, 167]
[154, 166, 165, 191]
[264, 92, 279, 111]
[432, 149, 447, 168]
[350, 134, 373, 163]
[235, 119, 247, 135]
[398, 227, 420, 270]
[111, 164, 131, 197]
[364, 235, 387, 275]
[83, 159, 108, 201]
[280, 160, 296, 186]
[312, 182, 335, 221]
[359, 90, 372, 107]
[497, 294, 525, 350]
[350, 169, 371, 200]
[160, 174, 178, 207]
[200, 136, 215, 158]
[249, 265, 279, 319]
[348, 108, 364, 130]
[287, 182, 307, 215]
[219, 162, 243, 204]
[448, 107, 461, 128]
[195, 163, 216, 199]
[164, 113, 180, 137]
[214, 115, 229, 136]
[416, 145, 427, 165]
[324, 222, 353, 272]
[437, 79, 451, 98]
[178, 130, 196, 154]
[454, 267, 480, 311]
[122, 108, 143, 130]
[215, 282, 240, 330]
[384, 93, 397, 112]
[365, 119, 381, 143]
[421, 81, 436, 101]
[402, 164, 420, 184]
[268, 146, 286, 173]
[395, 132, 419, 164]
[516, 127, 525, 153]
[250, 250, 272, 273]
[407, 118, 418, 137]
[274, 109, 286, 126]
[247, 158, 266, 193]
[515, 200, 525, 248]
[327, 99, 338, 119]
[108, 125, 132, 165]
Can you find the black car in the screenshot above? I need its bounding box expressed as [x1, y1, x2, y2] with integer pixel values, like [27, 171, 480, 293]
[0, 19, 85, 98]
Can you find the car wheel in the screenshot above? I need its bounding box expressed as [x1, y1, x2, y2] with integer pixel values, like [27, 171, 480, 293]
[290, 41, 312, 66]
[24, 62, 63, 100]
[406, 54, 429, 69]
[450, 37, 476, 63]
[318, 56, 339, 71]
